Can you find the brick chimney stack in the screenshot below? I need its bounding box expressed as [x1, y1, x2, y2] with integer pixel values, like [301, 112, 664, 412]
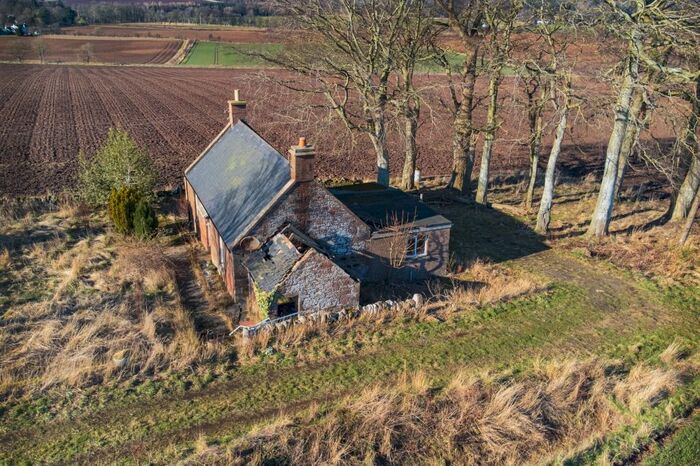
[289, 137, 315, 182]
[227, 89, 247, 126]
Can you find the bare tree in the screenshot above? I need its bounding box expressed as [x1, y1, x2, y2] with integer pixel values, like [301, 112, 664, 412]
[394, 1, 443, 190]
[530, 2, 581, 233]
[522, 67, 547, 209]
[475, 0, 521, 205]
[436, 0, 485, 196]
[613, 87, 647, 199]
[536, 74, 575, 233]
[36, 38, 47, 64]
[587, 0, 699, 237]
[671, 76, 700, 221]
[267, 0, 416, 187]
[80, 43, 94, 64]
[679, 187, 699, 245]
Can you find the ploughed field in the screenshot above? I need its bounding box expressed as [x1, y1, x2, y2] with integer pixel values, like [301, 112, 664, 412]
[61, 24, 286, 43]
[0, 36, 183, 65]
[0, 63, 675, 195]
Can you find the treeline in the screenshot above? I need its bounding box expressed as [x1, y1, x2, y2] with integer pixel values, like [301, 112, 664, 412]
[267, 0, 699, 244]
[0, 0, 76, 28]
[73, 1, 276, 27]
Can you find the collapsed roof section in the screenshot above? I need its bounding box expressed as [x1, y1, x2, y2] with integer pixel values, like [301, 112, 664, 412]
[243, 225, 329, 293]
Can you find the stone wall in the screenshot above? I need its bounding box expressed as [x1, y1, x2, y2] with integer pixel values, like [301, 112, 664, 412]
[247, 181, 371, 256]
[278, 249, 360, 313]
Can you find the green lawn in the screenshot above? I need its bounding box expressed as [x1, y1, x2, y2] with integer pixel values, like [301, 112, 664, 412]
[178, 41, 522, 76]
[1, 197, 698, 464]
[645, 414, 700, 465]
[179, 41, 283, 67]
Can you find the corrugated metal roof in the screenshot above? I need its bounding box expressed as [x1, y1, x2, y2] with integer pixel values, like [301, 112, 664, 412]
[185, 121, 290, 248]
[329, 183, 452, 231]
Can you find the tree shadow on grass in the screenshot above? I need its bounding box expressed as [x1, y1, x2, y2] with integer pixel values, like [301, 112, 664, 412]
[425, 190, 550, 266]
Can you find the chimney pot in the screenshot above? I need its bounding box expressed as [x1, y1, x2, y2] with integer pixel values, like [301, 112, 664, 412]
[298, 137, 306, 147]
[228, 90, 247, 126]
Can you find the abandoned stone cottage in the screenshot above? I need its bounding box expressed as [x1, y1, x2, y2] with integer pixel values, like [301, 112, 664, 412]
[183, 93, 452, 324]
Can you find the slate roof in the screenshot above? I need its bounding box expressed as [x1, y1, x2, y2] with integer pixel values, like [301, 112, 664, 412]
[329, 183, 451, 231]
[243, 233, 301, 293]
[185, 121, 291, 248]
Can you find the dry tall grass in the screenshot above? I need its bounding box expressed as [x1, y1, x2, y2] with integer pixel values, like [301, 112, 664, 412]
[0, 208, 228, 397]
[187, 350, 695, 466]
[572, 228, 700, 284]
[446, 259, 540, 309]
[0, 248, 10, 268]
[234, 261, 539, 363]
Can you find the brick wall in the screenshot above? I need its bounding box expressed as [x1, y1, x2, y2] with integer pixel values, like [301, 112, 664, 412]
[278, 249, 360, 313]
[248, 181, 371, 256]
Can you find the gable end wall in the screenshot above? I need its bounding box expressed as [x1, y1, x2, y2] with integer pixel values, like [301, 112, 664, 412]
[247, 181, 371, 256]
[278, 250, 360, 313]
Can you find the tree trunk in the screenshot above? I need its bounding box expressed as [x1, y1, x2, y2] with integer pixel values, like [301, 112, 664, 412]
[587, 49, 639, 237]
[525, 86, 545, 209]
[370, 107, 390, 187]
[536, 105, 568, 234]
[449, 45, 479, 195]
[671, 77, 700, 221]
[476, 73, 501, 205]
[679, 188, 700, 246]
[401, 106, 419, 190]
[614, 89, 645, 199]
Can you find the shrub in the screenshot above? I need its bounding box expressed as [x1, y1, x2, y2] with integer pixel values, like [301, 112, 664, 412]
[254, 283, 276, 320]
[133, 199, 159, 239]
[108, 186, 140, 234]
[77, 129, 156, 207]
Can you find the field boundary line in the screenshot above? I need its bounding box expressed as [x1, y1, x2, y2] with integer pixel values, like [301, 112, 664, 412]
[41, 34, 178, 42]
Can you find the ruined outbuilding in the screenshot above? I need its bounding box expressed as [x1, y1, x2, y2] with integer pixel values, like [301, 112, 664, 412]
[184, 92, 452, 324]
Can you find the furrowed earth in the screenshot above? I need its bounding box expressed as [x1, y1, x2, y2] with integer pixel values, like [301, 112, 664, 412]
[0, 63, 676, 196]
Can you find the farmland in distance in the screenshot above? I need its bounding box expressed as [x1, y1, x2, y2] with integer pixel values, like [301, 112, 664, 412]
[179, 41, 282, 67]
[0, 36, 183, 65]
[0, 62, 676, 196]
[61, 24, 285, 43]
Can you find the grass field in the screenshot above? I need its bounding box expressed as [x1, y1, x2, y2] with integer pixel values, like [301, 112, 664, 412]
[645, 413, 700, 465]
[1, 179, 698, 463]
[179, 41, 283, 67]
[178, 40, 469, 71]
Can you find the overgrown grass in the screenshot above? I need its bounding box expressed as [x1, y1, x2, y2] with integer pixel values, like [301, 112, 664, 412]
[183, 345, 698, 465]
[1, 181, 698, 464]
[0, 199, 232, 399]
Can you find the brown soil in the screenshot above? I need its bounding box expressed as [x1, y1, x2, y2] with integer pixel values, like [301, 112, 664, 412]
[61, 24, 286, 43]
[0, 36, 182, 64]
[0, 64, 677, 196]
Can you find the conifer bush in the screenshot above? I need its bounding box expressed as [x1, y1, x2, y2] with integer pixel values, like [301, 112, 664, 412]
[133, 198, 159, 239]
[78, 129, 156, 207]
[108, 186, 140, 234]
